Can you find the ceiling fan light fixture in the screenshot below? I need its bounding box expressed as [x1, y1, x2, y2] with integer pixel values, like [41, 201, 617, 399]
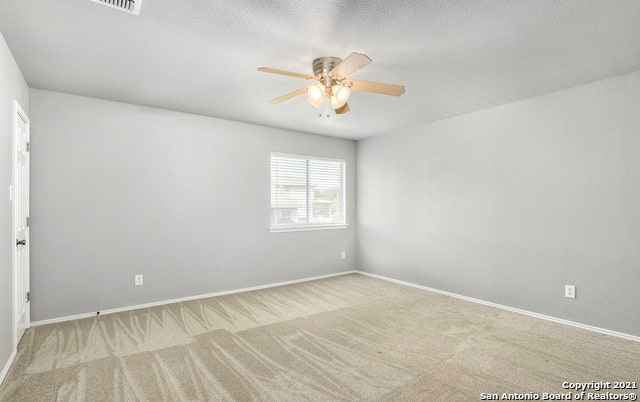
[258, 52, 405, 115]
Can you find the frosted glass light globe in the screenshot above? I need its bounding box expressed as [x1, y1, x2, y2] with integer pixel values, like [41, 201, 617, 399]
[308, 84, 324, 101]
[333, 85, 351, 103]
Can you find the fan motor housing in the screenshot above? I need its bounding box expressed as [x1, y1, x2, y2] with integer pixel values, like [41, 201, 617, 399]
[313, 57, 342, 86]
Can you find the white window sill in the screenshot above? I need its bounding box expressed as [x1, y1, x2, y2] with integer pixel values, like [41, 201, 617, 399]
[270, 224, 348, 233]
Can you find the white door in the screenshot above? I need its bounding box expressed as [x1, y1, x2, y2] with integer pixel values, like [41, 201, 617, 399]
[13, 101, 30, 347]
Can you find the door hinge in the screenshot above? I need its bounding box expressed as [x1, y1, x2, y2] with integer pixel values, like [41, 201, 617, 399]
[26, 216, 30, 227]
[26, 291, 30, 302]
[25, 142, 30, 152]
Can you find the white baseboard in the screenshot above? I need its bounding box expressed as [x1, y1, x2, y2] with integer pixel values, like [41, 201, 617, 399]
[356, 271, 640, 343]
[31, 269, 639, 342]
[0, 349, 17, 387]
[32, 270, 358, 327]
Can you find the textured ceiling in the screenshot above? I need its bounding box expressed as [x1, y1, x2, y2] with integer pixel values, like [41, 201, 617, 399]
[1, 1, 640, 140]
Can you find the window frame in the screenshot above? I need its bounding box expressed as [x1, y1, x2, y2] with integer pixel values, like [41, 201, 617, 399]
[270, 152, 347, 233]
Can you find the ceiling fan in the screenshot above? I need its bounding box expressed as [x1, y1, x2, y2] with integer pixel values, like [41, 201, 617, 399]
[258, 52, 405, 115]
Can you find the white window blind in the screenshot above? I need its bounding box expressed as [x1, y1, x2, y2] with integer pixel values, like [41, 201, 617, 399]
[271, 153, 346, 231]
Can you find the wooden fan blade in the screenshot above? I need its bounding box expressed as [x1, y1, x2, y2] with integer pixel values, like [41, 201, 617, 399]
[329, 52, 372, 80]
[334, 103, 350, 114]
[269, 87, 308, 104]
[258, 67, 316, 80]
[348, 79, 405, 96]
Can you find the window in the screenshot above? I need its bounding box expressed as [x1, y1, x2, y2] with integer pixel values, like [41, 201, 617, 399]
[271, 152, 346, 231]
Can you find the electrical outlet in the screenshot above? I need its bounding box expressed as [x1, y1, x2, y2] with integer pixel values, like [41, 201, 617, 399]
[135, 274, 144, 286]
[565, 284, 575, 299]
[341, 251, 346, 260]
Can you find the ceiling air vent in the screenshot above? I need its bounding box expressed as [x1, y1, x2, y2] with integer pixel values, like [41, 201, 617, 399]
[89, 0, 142, 15]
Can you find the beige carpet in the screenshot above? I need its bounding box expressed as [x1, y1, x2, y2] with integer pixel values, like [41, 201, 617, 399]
[1, 274, 638, 401]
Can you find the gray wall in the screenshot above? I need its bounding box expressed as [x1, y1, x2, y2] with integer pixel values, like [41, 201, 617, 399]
[29, 89, 356, 321]
[19, 68, 640, 337]
[357, 71, 640, 336]
[0, 32, 29, 375]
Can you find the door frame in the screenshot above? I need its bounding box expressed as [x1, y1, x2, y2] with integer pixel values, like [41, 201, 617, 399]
[12, 100, 30, 349]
